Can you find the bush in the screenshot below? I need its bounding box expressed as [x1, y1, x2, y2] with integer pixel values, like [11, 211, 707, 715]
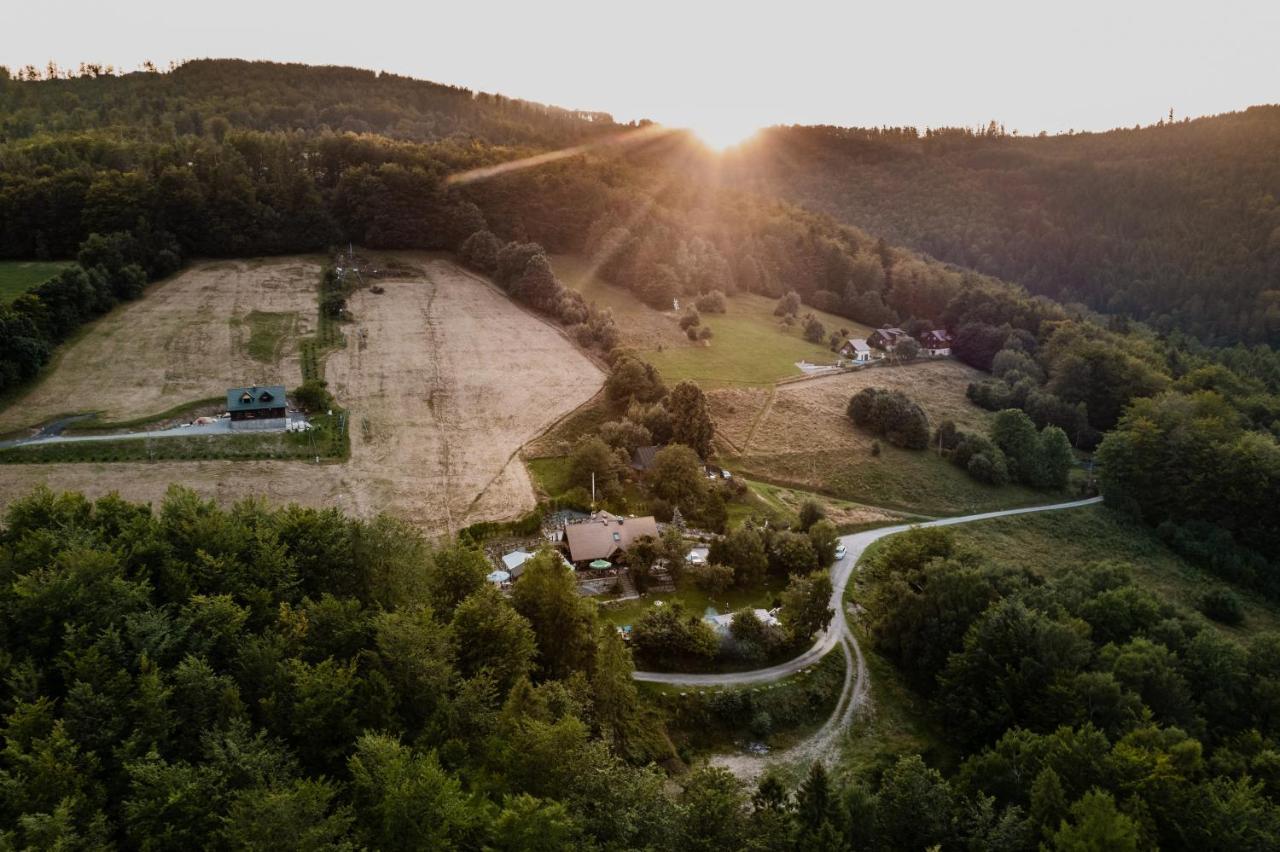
[1200, 588, 1245, 625]
[687, 562, 734, 595]
[686, 326, 700, 341]
[292, 379, 334, 413]
[697, 325, 713, 340]
[679, 309, 701, 331]
[694, 290, 726, 313]
[774, 290, 801, 317]
[802, 314, 826, 344]
[847, 387, 930, 450]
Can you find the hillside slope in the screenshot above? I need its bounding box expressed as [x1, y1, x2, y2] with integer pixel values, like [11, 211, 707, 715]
[729, 108, 1280, 345]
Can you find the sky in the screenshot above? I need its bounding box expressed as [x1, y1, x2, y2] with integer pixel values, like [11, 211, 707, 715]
[10, 0, 1280, 145]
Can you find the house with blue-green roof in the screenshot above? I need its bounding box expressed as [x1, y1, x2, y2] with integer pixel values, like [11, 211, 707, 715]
[226, 385, 287, 431]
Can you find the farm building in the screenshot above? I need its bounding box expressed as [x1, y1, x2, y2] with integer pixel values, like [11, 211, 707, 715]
[226, 385, 287, 431]
[839, 338, 875, 362]
[562, 512, 659, 565]
[918, 329, 953, 356]
[868, 327, 911, 351]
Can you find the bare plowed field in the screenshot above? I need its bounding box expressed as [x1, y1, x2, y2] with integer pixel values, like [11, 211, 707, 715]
[0, 257, 603, 535]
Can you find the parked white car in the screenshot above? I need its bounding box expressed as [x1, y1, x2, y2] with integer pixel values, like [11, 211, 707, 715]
[834, 543, 847, 560]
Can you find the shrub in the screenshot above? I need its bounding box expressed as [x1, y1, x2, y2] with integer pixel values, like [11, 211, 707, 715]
[679, 309, 701, 331]
[687, 562, 734, 595]
[774, 290, 801, 317]
[802, 314, 825, 344]
[292, 379, 334, 413]
[694, 290, 726, 313]
[697, 325, 713, 340]
[1200, 588, 1245, 625]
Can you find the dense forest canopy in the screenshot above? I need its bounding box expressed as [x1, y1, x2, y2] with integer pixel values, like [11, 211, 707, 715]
[0, 58, 619, 146]
[726, 108, 1280, 346]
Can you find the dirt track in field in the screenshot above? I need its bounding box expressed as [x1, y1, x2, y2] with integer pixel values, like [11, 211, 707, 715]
[0, 257, 603, 536]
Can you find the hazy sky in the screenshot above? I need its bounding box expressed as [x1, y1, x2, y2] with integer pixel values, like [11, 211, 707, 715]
[11, 0, 1279, 142]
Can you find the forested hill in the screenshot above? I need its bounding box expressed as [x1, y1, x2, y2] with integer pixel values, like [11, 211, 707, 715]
[726, 107, 1280, 346]
[0, 59, 619, 146]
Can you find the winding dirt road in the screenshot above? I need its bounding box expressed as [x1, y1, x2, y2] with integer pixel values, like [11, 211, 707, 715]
[633, 496, 1104, 777]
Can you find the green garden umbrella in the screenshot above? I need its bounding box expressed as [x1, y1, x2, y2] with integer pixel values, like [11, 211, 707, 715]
[589, 559, 612, 570]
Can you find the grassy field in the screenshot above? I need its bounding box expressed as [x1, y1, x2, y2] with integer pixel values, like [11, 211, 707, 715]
[738, 478, 913, 531]
[946, 504, 1280, 635]
[552, 253, 871, 386]
[0, 260, 72, 304]
[710, 360, 1064, 516]
[0, 257, 604, 537]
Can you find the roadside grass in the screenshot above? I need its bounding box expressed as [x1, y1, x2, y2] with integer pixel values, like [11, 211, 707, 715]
[946, 504, 1280, 636]
[551, 253, 871, 386]
[0, 260, 72, 304]
[643, 647, 846, 760]
[0, 412, 349, 464]
[836, 626, 953, 782]
[62, 396, 226, 434]
[241, 310, 299, 363]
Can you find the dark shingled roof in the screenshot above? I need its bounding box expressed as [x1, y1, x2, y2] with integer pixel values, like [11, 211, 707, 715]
[631, 445, 661, 471]
[227, 385, 287, 413]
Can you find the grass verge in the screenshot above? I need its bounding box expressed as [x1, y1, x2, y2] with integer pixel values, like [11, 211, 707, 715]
[646, 647, 846, 760]
[0, 412, 349, 464]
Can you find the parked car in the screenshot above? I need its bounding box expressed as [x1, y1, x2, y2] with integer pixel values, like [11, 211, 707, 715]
[834, 543, 847, 560]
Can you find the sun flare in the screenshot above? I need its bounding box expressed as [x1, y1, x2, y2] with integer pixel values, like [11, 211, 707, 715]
[687, 116, 763, 151]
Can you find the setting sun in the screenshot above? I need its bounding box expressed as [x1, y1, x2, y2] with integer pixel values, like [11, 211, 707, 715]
[688, 116, 763, 151]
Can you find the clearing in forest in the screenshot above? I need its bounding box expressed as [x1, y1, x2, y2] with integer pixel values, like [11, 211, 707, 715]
[0, 256, 603, 535]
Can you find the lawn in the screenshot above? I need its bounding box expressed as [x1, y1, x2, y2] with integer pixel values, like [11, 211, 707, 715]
[552, 253, 871, 386]
[598, 574, 789, 629]
[0, 260, 72, 304]
[946, 504, 1280, 636]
